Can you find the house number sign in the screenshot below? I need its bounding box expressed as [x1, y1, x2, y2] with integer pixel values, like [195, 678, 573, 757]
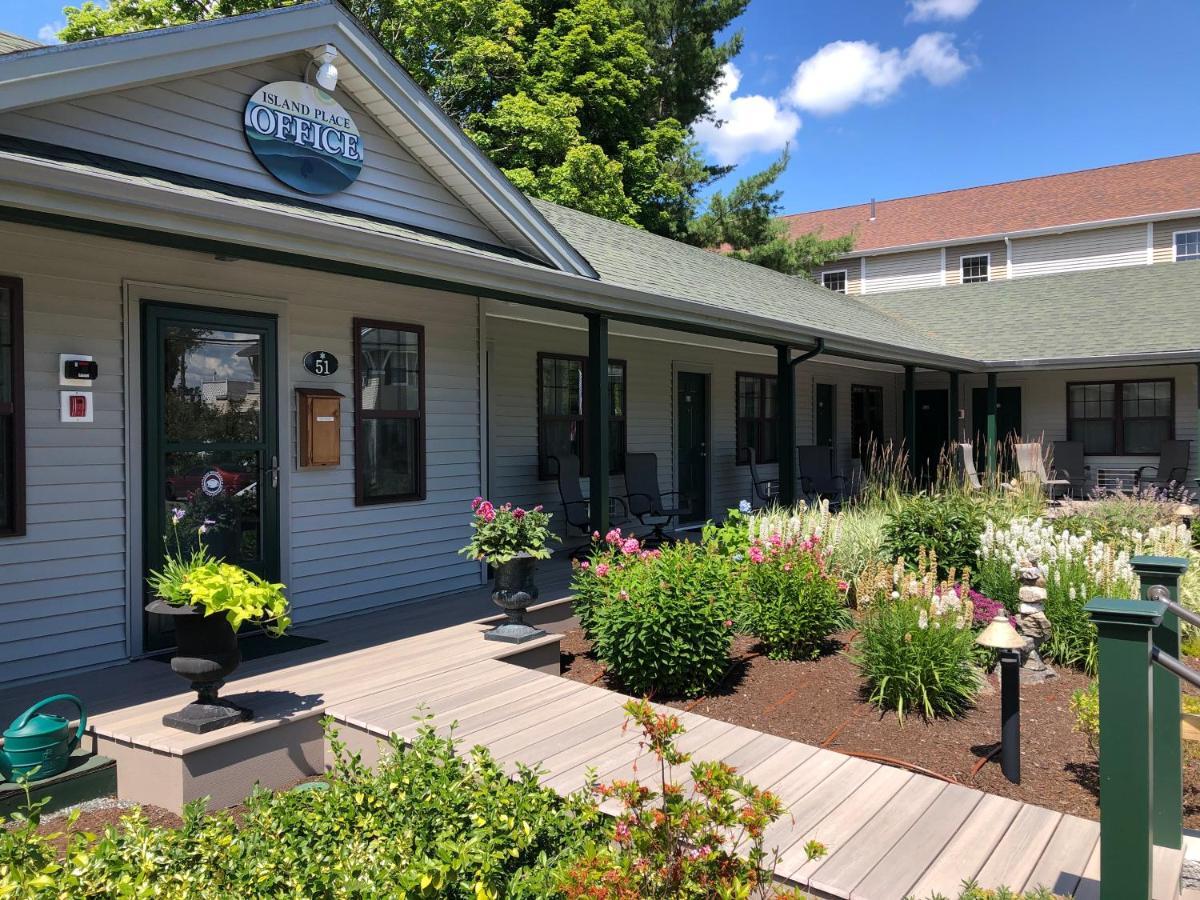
[303, 350, 339, 377]
[244, 81, 364, 195]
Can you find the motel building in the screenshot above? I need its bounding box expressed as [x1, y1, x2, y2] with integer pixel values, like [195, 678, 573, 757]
[0, 0, 1196, 690]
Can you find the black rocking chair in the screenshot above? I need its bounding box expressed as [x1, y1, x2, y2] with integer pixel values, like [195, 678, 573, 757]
[623, 452, 686, 545]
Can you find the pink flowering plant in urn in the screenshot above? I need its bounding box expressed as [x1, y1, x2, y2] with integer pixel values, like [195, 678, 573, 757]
[461, 498, 557, 643]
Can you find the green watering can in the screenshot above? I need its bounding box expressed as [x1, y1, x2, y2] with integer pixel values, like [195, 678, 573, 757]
[0, 694, 86, 783]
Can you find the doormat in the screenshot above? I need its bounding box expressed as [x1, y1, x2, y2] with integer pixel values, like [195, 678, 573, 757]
[148, 633, 327, 664]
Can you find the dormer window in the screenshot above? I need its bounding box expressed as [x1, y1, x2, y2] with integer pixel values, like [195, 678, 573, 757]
[822, 270, 847, 293]
[961, 254, 990, 283]
[1174, 230, 1200, 261]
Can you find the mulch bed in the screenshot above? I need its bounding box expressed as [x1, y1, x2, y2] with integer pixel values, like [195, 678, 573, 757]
[560, 628, 1200, 826]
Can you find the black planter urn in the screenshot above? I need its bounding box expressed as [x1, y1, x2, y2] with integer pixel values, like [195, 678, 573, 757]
[485, 553, 546, 644]
[146, 600, 251, 733]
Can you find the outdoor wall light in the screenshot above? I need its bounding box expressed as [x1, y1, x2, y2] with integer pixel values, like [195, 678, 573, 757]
[976, 614, 1025, 784]
[312, 45, 339, 93]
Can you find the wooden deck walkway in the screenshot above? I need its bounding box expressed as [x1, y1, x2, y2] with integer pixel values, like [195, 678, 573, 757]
[0, 562, 1182, 899]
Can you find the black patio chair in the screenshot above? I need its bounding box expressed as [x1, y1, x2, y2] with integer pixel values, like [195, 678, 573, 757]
[746, 447, 779, 508]
[623, 452, 686, 544]
[797, 444, 850, 508]
[549, 454, 627, 551]
[1051, 440, 1090, 498]
[1136, 439, 1191, 492]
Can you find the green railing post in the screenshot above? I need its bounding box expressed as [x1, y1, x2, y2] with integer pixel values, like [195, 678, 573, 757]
[776, 345, 796, 507]
[1134, 554, 1190, 852]
[586, 313, 610, 537]
[903, 365, 916, 479]
[1085, 597, 1165, 900]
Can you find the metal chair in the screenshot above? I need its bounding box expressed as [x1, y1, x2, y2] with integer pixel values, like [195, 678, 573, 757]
[623, 452, 686, 544]
[797, 444, 850, 508]
[549, 454, 627, 548]
[1136, 439, 1191, 491]
[1051, 440, 1090, 498]
[1015, 442, 1070, 501]
[746, 447, 778, 508]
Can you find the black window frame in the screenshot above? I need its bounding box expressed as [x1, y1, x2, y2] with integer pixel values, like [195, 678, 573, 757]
[353, 318, 425, 505]
[1066, 378, 1175, 456]
[821, 269, 848, 293]
[960, 253, 990, 284]
[735, 371, 778, 465]
[0, 276, 24, 537]
[850, 383, 885, 460]
[536, 353, 627, 480]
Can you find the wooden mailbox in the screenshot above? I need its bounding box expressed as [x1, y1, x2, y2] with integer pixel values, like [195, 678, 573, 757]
[297, 388, 344, 468]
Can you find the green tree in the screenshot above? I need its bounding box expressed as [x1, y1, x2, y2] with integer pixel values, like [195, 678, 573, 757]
[687, 149, 855, 277]
[59, 0, 738, 238]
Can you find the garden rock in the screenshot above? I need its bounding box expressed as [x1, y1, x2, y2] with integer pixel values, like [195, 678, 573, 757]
[1016, 560, 1057, 684]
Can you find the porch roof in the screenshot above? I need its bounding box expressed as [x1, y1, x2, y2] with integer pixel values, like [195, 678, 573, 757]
[861, 262, 1200, 369]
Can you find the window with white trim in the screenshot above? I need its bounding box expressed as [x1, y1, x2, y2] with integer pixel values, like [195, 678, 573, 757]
[1174, 230, 1200, 261]
[960, 254, 990, 283]
[821, 270, 847, 293]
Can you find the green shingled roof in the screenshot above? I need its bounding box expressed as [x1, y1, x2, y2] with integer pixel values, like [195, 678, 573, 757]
[861, 262, 1200, 365]
[531, 198, 940, 355]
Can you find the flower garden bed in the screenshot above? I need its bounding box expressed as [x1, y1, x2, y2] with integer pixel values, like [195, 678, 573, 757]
[562, 626, 1200, 826]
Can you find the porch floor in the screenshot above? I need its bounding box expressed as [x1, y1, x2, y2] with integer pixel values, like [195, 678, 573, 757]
[0, 564, 1181, 900]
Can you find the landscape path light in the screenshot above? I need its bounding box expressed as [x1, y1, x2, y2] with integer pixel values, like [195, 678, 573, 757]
[976, 613, 1025, 784]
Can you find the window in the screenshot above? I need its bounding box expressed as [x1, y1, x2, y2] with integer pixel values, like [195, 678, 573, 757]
[354, 320, 424, 503]
[1174, 230, 1200, 261]
[850, 384, 884, 459]
[0, 277, 23, 536]
[961, 254, 990, 283]
[1068, 379, 1173, 455]
[821, 270, 847, 293]
[736, 372, 777, 464]
[537, 354, 626, 479]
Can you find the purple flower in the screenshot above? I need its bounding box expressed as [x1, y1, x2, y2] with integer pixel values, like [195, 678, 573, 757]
[513, 507, 526, 520]
[171, 507, 186, 524]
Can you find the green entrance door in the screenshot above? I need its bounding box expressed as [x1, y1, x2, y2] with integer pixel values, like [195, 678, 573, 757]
[972, 386, 1022, 476]
[141, 303, 280, 651]
[676, 372, 708, 524]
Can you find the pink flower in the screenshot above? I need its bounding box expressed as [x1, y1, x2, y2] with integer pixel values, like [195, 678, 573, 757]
[768, 533, 783, 547]
[580, 560, 590, 570]
[605, 528, 622, 545]
[618, 590, 630, 601]
[593, 530, 601, 540]
[613, 819, 631, 843]
[534, 504, 543, 512]
[783, 563, 792, 572]
[596, 563, 610, 577]
[838, 580, 849, 592]
[620, 537, 640, 555]
[513, 507, 526, 519]
[471, 496, 483, 511]
[723, 619, 733, 628]
[748, 545, 765, 564]
[477, 501, 496, 523]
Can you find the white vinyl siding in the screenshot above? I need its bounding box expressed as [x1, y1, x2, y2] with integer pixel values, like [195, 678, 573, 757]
[0, 220, 483, 685]
[0, 54, 503, 247]
[1010, 224, 1146, 278]
[862, 249, 942, 294]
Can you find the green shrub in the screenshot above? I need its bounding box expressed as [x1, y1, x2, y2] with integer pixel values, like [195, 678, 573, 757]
[918, 885, 1067, 900]
[855, 594, 980, 721]
[1071, 680, 1099, 754]
[573, 534, 735, 697]
[973, 554, 1019, 614]
[0, 723, 602, 899]
[739, 535, 850, 660]
[1050, 486, 1187, 546]
[883, 493, 985, 577]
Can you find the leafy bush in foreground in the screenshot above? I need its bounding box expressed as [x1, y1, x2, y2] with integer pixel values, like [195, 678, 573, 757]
[0, 723, 602, 899]
[572, 533, 735, 697]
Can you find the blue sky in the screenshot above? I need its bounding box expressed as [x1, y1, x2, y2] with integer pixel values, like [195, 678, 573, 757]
[6, 0, 1200, 214]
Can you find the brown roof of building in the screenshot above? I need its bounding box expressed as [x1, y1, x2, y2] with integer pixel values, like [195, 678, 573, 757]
[782, 152, 1200, 252]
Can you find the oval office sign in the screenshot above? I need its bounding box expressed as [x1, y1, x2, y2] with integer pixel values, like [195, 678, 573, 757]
[303, 350, 339, 377]
[244, 81, 364, 195]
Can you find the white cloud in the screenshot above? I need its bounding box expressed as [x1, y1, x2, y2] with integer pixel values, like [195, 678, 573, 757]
[786, 32, 970, 115]
[693, 63, 801, 165]
[906, 0, 980, 22]
[36, 22, 63, 44]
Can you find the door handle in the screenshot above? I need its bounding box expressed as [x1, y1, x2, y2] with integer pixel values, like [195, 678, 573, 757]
[264, 455, 279, 489]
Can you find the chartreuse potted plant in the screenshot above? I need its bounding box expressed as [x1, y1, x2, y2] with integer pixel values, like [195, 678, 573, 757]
[147, 510, 291, 733]
[459, 498, 556, 643]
